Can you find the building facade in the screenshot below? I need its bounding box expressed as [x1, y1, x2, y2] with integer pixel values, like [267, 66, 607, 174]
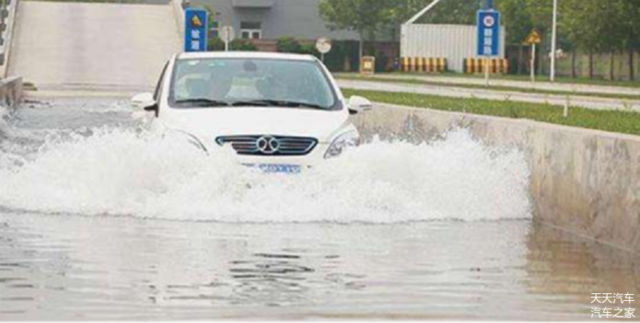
[191, 0, 359, 42]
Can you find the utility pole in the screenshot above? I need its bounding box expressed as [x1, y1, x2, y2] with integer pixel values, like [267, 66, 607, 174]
[550, 0, 558, 82]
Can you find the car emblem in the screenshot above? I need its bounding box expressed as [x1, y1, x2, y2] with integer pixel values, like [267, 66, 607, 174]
[256, 136, 280, 154]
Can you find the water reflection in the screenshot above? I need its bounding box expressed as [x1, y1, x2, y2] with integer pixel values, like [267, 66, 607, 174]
[0, 212, 638, 320]
[524, 223, 640, 318]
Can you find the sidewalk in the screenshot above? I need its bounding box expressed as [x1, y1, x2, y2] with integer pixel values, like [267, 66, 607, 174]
[336, 73, 640, 98]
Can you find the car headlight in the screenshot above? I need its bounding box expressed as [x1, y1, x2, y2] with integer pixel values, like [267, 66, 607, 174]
[324, 130, 359, 159]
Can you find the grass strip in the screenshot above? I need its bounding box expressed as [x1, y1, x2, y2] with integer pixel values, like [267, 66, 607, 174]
[385, 71, 640, 89]
[343, 88, 640, 136]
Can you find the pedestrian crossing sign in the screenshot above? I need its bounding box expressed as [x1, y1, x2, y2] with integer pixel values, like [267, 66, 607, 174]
[524, 30, 542, 45]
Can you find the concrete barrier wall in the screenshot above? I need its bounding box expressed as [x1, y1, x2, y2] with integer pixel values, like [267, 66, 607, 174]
[0, 0, 19, 78]
[353, 104, 640, 254]
[171, 0, 185, 42]
[0, 76, 23, 114]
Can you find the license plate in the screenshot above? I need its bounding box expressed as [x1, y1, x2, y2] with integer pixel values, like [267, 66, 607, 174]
[256, 164, 301, 174]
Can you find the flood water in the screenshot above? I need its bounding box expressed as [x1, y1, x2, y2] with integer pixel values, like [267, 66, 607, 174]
[0, 99, 638, 320]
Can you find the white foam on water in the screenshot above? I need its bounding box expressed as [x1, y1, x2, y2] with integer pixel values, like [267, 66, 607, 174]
[0, 126, 532, 223]
[0, 105, 9, 132]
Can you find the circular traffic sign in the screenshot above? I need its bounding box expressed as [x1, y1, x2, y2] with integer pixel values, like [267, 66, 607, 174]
[483, 15, 495, 28]
[316, 37, 332, 54]
[220, 25, 235, 43]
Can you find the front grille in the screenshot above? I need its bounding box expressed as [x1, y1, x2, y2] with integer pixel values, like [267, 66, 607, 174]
[216, 135, 318, 156]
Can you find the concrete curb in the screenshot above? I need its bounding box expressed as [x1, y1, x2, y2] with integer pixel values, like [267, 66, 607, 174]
[352, 103, 640, 254]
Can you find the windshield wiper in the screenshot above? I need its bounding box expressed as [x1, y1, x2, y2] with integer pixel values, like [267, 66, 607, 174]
[231, 99, 327, 110]
[174, 98, 229, 107]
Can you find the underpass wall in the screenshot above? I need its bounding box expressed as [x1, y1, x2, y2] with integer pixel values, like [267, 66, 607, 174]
[0, 76, 23, 113]
[171, 0, 184, 41]
[0, 0, 19, 78]
[353, 104, 640, 253]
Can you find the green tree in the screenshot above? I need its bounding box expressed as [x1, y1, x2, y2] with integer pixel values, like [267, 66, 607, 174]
[319, 0, 397, 61]
[560, 0, 628, 79]
[620, 0, 640, 80]
[496, 0, 533, 45]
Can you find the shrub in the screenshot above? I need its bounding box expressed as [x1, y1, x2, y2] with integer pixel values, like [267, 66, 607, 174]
[208, 38, 258, 52]
[276, 37, 303, 53]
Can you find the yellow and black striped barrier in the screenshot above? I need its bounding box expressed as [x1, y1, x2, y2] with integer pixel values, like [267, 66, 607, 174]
[464, 58, 509, 74]
[401, 57, 447, 73]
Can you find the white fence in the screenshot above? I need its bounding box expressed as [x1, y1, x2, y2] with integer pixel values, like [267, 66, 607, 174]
[401, 24, 505, 73]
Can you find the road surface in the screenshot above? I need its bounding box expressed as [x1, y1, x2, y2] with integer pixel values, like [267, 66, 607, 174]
[337, 73, 640, 97]
[337, 79, 640, 112]
[8, 1, 180, 96]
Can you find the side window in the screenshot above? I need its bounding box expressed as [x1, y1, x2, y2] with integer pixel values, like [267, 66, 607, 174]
[154, 61, 170, 102]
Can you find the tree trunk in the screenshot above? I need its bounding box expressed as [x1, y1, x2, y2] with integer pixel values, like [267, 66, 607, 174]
[589, 52, 594, 79]
[517, 45, 523, 75]
[357, 30, 364, 71]
[609, 52, 615, 81]
[629, 50, 635, 81]
[571, 51, 577, 78]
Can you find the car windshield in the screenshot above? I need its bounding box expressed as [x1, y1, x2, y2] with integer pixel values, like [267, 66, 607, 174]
[169, 57, 337, 110]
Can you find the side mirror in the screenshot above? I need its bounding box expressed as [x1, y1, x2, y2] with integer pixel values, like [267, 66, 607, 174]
[348, 96, 373, 115]
[131, 92, 158, 114]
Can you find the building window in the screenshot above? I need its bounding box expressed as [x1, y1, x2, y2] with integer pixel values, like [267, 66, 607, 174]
[210, 21, 220, 38]
[240, 22, 262, 39]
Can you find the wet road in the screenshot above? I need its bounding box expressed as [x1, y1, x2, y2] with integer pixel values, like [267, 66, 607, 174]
[0, 99, 639, 320]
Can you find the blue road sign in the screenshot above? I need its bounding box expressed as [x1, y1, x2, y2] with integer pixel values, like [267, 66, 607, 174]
[184, 9, 208, 52]
[477, 10, 500, 57]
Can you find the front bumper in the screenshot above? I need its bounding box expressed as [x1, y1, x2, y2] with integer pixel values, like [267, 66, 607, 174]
[216, 142, 331, 167]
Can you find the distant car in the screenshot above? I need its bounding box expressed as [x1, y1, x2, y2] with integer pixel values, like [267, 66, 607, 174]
[132, 52, 372, 173]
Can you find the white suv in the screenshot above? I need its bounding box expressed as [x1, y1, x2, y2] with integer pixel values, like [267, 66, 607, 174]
[132, 52, 372, 173]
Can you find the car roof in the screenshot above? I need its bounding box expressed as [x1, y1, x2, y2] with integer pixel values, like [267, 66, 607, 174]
[177, 51, 318, 61]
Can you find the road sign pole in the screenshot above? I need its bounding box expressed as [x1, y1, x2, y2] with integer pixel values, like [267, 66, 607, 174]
[531, 44, 536, 83]
[484, 57, 490, 87]
[477, 10, 500, 87]
[220, 26, 235, 52]
[550, 0, 558, 82]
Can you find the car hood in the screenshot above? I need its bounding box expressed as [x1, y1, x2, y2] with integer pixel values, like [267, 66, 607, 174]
[161, 107, 350, 143]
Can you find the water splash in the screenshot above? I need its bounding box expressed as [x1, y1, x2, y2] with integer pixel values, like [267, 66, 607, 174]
[0, 122, 531, 223]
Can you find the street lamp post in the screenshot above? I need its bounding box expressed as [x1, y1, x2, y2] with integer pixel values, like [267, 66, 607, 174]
[550, 0, 558, 82]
